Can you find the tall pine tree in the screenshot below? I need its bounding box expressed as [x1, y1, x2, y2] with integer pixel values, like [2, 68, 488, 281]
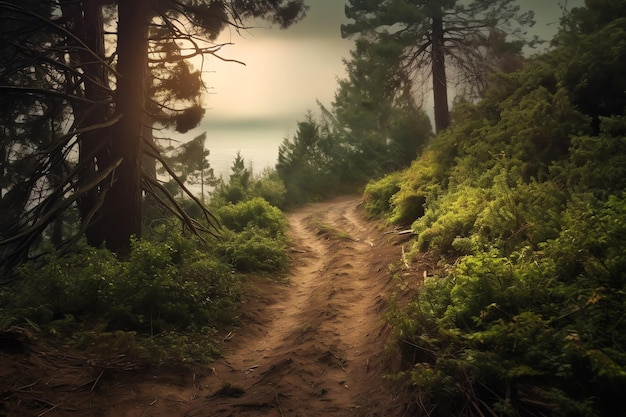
[0, 0, 307, 271]
[341, 0, 534, 132]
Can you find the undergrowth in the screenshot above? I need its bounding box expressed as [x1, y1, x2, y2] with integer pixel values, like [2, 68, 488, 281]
[366, 15, 626, 416]
[0, 197, 290, 366]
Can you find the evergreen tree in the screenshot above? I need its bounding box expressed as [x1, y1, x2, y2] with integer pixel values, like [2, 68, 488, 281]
[213, 152, 253, 205]
[331, 38, 432, 171]
[160, 133, 217, 203]
[341, 0, 535, 132]
[277, 114, 338, 205]
[0, 0, 308, 272]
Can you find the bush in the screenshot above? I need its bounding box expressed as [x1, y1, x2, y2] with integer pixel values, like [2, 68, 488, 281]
[394, 206, 626, 416]
[215, 197, 287, 238]
[215, 226, 288, 273]
[250, 168, 287, 208]
[412, 186, 487, 254]
[212, 197, 289, 274]
[0, 232, 241, 365]
[389, 152, 441, 225]
[1, 246, 120, 325]
[363, 171, 402, 218]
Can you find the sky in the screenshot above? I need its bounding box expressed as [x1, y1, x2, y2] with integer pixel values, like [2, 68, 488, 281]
[175, 0, 585, 178]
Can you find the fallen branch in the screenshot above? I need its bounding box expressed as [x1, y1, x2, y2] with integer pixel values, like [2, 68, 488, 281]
[329, 351, 346, 371]
[401, 245, 410, 270]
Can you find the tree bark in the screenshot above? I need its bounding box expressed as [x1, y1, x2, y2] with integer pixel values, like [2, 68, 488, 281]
[102, 0, 151, 254]
[431, 13, 449, 133]
[68, 0, 110, 247]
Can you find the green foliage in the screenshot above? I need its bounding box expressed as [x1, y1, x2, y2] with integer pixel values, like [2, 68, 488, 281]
[380, 3, 626, 416]
[277, 37, 432, 208]
[210, 155, 286, 209]
[276, 114, 341, 205]
[213, 197, 288, 273]
[249, 168, 287, 208]
[556, 117, 626, 197]
[215, 197, 286, 237]
[393, 192, 626, 416]
[412, 186, 487, 254]
[472, 168, 567, 251]
[201, 157, 290, 274]
[555, 5, 626, 131]
[363, 171, 403, 217]
[215, 226, 287, 273]
[0, 230, 241, 365]
[211, 151, 252, 205]
[364, 151, 441, 224]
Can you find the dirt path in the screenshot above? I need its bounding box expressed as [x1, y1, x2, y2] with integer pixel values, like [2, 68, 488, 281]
[185, 195, 403, 417]
[1, 196, 412, 417]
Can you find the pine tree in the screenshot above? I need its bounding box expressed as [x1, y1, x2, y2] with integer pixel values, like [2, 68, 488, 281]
[341, 0, 534, 132]
[0, 0, 308, 271]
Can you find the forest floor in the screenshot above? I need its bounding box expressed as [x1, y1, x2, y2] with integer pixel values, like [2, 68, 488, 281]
[1, 195, 432, 417]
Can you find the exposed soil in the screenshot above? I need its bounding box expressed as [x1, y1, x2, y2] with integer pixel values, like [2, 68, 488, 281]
[1, 195, 429, 417]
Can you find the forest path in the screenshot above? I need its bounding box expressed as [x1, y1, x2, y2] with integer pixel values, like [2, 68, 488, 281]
[1, 196, 414, 417]
[175, 195, 406, 417]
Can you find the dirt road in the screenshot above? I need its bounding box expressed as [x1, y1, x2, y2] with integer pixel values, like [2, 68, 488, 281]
[1, 196, 412, 417]
[183, 195, 405, 417]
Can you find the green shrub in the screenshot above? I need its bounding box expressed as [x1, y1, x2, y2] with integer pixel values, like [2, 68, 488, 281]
[0, 232, 242, 365]
[473, 168, 567, 251]
[391, 193, 626, 416]
[412, 186, 487, 254]
[363, 171, 402, 217]
[1, 246, 120, 325]
[389, 152, 440, 225]
[250, 169, 287, 208]
[215, 226, 287, 273]
[215, 197, 287, 238]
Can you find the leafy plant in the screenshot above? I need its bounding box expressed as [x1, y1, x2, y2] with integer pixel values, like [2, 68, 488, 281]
[215, 226, 287, 273]
[379, 4, 626, 416]
[213, 197, 289, 273]
[215, 197, 286, 238]
[0, 230, 241, 365]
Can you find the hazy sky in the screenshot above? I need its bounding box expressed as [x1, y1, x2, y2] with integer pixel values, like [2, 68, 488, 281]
[198, 1, 353, 128]
[198, 0, 583, 125]
[180, 0, 585, 176]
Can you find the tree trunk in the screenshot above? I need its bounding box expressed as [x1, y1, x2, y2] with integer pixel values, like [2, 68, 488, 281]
[102, 0, 150, 254]
[431, 13, 450, 133]
[70, 0, 110, 247]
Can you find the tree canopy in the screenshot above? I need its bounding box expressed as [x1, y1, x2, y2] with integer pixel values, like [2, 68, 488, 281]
[0, 0, 307, 272]
[276, 33, 432, 206]
[341, 0, 535, 132]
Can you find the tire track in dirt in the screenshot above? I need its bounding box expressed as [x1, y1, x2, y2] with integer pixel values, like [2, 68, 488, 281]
[89, 195, 409, 417]
[180, 196, 404, 417]
[0, 196, 416, 417]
